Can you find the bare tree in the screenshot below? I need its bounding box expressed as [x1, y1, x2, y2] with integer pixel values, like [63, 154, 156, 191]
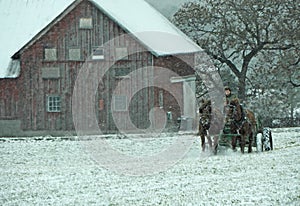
[173, 0, 299, 101]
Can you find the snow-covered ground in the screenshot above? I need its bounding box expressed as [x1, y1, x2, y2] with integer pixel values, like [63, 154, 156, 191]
[0, 128, 299, 205]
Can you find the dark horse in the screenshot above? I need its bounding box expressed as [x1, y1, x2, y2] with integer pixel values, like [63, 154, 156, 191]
[225, 98, 253, 153]
[198, 99, 212, 151]
[198, 99, 223, 152]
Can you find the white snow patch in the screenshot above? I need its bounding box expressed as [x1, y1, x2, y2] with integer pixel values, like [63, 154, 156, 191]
[0, 128, 299, 205]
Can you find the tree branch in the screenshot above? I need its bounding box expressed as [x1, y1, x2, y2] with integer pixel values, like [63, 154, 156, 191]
[262, 44, 295, 51]
[205, 49, 241, 77]
[289, 78, 300, 87]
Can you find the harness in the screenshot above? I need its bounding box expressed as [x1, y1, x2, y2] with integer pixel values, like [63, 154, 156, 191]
[236, 105, 250, 130]
[232, 104, 247, 130]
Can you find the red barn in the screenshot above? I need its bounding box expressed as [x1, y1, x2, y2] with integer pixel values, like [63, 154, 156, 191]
[0, 0, 202, 136]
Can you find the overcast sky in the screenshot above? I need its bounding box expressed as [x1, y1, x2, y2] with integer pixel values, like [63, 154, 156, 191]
[145, 0, 189, 18]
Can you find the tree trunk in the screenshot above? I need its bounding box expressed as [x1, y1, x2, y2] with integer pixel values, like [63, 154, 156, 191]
[237, 76, 246, 102]
[290, 105, 294, 127]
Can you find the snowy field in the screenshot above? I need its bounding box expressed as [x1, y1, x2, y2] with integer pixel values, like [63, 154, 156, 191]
[0, 128, 299, 205]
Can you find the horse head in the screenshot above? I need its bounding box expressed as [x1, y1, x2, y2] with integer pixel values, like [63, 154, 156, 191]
[226, 98, 242, 123]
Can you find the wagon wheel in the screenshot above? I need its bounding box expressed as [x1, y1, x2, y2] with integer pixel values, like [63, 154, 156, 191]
[269, 130, 274, 150]
[262, 128, 273, 151]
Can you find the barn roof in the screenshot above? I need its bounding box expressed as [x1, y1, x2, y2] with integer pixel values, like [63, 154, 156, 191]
[0, 0, 202, 78]
[90, 0, 202, 56]
[0, 0, 75, 78]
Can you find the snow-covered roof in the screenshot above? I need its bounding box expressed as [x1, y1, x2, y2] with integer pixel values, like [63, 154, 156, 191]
[0, 0, 202, 78]
[90, 0, 202, 56]
[0, 0, 75, 78]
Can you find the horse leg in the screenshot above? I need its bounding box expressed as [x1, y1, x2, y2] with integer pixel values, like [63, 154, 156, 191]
[248, 131, 253, 153]
[199, 124, 205, 152]
[200, 134, 206, 152]
[240, 134, 245, 154]
[232, 135, 237, 152]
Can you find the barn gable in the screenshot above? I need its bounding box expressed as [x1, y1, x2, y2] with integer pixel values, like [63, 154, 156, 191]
[0, 0, 75, 78]
[10, 0, 201, 69]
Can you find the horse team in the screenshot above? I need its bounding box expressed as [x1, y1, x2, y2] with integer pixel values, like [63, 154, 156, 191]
[198, 98, 257, 154]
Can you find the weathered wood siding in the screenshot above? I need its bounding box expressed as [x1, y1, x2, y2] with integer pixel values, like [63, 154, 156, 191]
[0, 78, 19, 118]
[17, 0, 155, 132]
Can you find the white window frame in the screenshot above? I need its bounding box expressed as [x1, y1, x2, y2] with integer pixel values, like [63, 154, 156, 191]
[47, 95, 61, 112]
[92, 47, 104, 60]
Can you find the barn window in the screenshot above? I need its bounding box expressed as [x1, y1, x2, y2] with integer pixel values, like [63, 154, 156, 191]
[92, 47, 104, 60]
[44, 48, 57, 61]
[113, 95, 127, 111]
[115, 47, 128, 60]
[68, 48, 81, 61]
[47, 95, 61, 112]
[79, 18, 93, 29]
[42, 67, 60, 79]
